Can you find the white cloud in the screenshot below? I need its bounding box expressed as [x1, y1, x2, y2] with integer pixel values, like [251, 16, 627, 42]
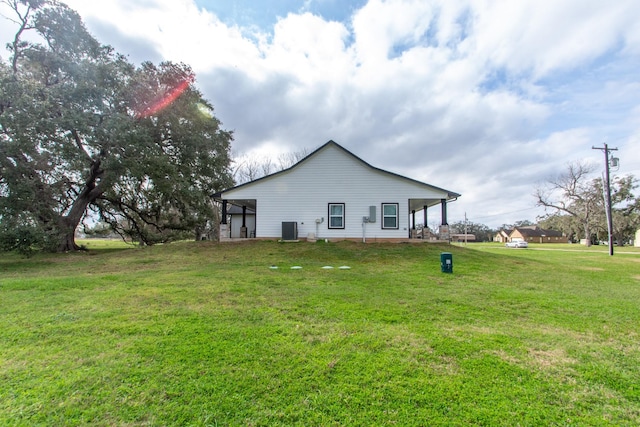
[466, 0, 640, 78]
[64, 0, 261, 73]
[3, 0, 639, 227]
[351, 0, 435, 63]
[263, 13, 352, 83]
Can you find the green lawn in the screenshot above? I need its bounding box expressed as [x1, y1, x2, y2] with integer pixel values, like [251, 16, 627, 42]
[1, 240, 639, 426]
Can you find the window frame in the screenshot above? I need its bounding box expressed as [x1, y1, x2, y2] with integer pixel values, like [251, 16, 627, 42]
[328, 203, 345, 229]
[381, 203, 399, 229]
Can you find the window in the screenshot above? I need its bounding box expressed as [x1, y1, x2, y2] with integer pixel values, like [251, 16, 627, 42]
[382, 203, 399, 229]
[328, 203, 345, 229]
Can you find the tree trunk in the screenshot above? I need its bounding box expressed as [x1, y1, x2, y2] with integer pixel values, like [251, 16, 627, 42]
[58, 224, 81, 252]
[56, 175, 104, 252]
[582, 204, 592, 246]
[57, 201, 89, 252]
[583, 222, 591, 247]
[54, 153, 105, 251]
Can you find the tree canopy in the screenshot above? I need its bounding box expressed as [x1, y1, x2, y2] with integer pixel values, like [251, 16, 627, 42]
[0, 0, 233, 253]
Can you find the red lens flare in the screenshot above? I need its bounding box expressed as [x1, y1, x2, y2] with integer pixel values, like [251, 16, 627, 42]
[135, 77, 193, 119]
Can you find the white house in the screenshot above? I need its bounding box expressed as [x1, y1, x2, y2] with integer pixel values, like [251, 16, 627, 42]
[213, 140, 461, 242]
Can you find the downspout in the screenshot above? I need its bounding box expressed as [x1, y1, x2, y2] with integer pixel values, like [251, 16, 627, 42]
[362, 218, 366, 243]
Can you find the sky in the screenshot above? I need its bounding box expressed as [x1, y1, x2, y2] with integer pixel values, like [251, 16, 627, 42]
[2, 0, 639, 229]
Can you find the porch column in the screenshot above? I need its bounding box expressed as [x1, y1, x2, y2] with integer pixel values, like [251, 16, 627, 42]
[219, 200, 230, 242]
[221, 200, 228, 224]
[423, 205, 428, 227]
[440, 199, 448, 225]
[410, 209, 417, 238]
[240, 205, 248, 238]
[242, 206, 247, 227]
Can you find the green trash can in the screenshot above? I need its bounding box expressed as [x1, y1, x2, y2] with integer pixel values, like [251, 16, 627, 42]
[440, 252, 453, 273]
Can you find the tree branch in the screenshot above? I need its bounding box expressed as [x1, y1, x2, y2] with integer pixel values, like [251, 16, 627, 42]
[70, 129, 93, 162]
[3, 0, 36, 74]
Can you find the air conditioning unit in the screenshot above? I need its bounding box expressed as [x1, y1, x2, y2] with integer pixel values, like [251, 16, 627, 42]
[281, 222, 298, 241]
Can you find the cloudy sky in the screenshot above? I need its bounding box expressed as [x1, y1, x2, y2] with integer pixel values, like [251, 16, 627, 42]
[2, 0, 639, 228]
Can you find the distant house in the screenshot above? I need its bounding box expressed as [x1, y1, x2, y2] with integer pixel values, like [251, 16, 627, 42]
[509, 226, 567, 244]
[494, 229, 511, 243]
[213, 140, 461, 242]
[451, 233, 476, 242]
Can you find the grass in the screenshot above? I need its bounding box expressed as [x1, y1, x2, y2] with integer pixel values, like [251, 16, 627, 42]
[1, 239, 639, 426]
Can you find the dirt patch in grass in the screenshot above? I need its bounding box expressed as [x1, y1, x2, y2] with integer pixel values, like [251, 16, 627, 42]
[430, 355, 460, 375]
[578, 266, 605, 271]
[490, 349, 520, 365]
[528, 348, 577, 369]
[534, 324, 603, 346]
[489, 347, 577, 371]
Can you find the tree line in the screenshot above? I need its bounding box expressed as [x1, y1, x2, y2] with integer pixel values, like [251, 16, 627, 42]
[446, 162, 639, 245]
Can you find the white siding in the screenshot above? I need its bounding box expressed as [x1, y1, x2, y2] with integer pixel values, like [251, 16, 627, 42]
[222, 144, 450, 240]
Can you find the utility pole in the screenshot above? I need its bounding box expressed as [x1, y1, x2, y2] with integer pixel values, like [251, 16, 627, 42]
[464, 212, 468, 245]
[592, 143, 618, 256]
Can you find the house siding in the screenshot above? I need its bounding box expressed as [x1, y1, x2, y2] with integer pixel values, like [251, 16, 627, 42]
[221, 144, 450, 240]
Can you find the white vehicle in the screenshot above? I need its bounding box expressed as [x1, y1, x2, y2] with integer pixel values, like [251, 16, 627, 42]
[506, 240, 528, 248]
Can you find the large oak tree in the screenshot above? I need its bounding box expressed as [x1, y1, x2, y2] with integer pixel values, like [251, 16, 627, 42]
[534, 161, 599, 245]
[535, 161, 639, 245]
[0, 0, 233, 252]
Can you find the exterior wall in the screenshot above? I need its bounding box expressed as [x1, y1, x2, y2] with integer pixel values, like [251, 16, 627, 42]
[494, 232, 508, 243]
[539, 235, 568, 243]
[230, 214, 256, 238]
[222, 145, 449, 240]
[253, 236, 432, 243]
[509, 230, 526, 242]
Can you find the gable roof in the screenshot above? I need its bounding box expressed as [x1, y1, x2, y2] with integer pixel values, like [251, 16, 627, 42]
[213, 140, 461, 199]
